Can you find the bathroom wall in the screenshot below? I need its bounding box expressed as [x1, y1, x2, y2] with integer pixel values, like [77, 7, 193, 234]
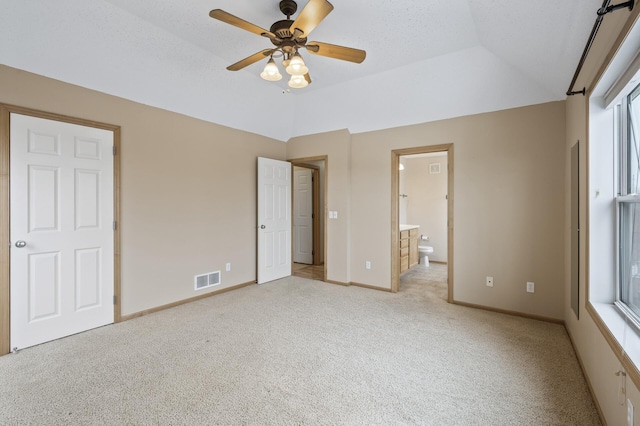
[399, 159, 408, 224]
[404, 154, 448, 263]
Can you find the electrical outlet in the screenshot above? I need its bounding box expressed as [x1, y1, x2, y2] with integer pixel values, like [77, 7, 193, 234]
[486, 276, 493, 287]
[628, 398, 634, 426]
[527, 282, 535, 293]
[365, 261, 371, 270]
[225, 263, 231, 272]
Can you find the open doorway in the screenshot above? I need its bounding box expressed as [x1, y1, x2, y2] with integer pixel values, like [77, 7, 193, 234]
[289, 156, 327, 282]
[391, 145, 453, 301]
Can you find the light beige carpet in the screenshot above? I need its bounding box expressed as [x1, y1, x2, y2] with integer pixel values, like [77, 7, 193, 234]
[0, 267, 600, 425]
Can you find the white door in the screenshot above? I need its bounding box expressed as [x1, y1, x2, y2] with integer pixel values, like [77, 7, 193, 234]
[10, 113, 114, 350]
[293, 167, 313, 264]
[257, 157, 291, 284]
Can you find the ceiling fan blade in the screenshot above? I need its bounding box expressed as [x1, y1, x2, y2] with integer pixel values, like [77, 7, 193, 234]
[289, 0, 334, 38]
[227, 49, 273, 71]
[306, 42, 366, 63]
[210, 9, 276, 39]
[304, 73, 312, 84]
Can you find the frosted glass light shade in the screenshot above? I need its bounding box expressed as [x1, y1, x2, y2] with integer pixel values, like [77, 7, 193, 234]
[288, 74, 309, 88]
[260, 58, 282, 81]
[285, 53, 309, 76]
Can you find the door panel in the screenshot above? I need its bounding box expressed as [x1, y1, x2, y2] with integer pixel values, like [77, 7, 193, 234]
[28, 251, 60, 321]
[75, 247, 101, 310]
[293, 168, 313, 264]
[29, 165, 60, 232]
[257, 157, 291, 284]
[10, 113, 114, 350]
[75, 169, 100, 229]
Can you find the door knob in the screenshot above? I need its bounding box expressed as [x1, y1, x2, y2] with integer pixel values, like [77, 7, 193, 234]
[260, 225, 266, 229]
[15, 241, 27, 248]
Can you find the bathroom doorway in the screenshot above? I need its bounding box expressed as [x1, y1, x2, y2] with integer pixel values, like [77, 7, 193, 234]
[391, 145, 453, 300]
[290, 156, 327, 282]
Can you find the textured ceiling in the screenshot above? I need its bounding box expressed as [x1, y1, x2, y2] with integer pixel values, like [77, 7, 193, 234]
[1, 0, 603, 140]
[100, 0, 481, 91]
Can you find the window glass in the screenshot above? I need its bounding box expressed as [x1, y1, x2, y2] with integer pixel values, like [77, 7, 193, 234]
[627, 85, 640, 194]
[618, 82, 640, 323]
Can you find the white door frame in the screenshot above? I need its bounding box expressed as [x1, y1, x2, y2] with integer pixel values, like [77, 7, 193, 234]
[391, 144, 453, 298]
[0, 104, 122, 356]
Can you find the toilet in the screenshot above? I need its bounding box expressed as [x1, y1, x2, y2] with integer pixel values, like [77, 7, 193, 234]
[418, 246, 434, 266]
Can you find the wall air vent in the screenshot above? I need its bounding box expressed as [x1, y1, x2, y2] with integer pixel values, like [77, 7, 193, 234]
[194, 271, 221, 291]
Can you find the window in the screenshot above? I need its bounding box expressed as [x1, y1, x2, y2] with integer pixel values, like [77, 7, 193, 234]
[617, 81, 640, 327]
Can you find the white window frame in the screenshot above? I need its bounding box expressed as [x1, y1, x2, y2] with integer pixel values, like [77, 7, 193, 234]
[587, 19, 640, 382]
[615, 81, 640, 330]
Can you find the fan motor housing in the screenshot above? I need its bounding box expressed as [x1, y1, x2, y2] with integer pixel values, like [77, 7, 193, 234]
[270, 19, 307, 46]
[279, 0, 297, 17]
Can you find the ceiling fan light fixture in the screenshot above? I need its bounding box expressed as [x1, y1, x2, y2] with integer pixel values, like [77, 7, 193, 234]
[260, 57, 282, 81]
[288, 74, 309, 88]
[210, 0, 366, 88]
[282, 52, 291, 68]
[285, 52, 309, 76]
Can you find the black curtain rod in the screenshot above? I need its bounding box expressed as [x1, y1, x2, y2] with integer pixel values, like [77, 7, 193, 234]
[566, 0, 635, 96]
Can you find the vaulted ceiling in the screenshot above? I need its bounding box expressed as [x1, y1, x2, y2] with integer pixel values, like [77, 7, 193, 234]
[1, 0, 602, 141]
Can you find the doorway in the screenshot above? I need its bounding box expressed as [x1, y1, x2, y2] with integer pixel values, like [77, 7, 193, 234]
[391, 145, 453, 300]
[0, 104, 122, 356]
[289, 156, 327, 282]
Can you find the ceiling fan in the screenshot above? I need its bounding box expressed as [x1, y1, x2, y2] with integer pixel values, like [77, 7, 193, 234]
[209, 0, 366, 88]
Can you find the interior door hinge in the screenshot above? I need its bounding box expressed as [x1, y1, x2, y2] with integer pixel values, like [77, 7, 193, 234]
[112, 146, 116, 155]
[113, 295, 116, 305]
[113, 221, 117, 231]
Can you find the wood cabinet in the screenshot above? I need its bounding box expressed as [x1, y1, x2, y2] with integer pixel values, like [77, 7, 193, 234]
[400, 227, 419, 273]
[409, 228, 419, 269]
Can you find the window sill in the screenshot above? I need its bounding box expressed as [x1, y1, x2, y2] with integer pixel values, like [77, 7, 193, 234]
[590, 302, 640, 387]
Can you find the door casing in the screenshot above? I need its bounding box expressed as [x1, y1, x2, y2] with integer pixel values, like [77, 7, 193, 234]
[0, 104, 122, 356]
[292, 166, 314, 264]
[391, 144, 453, 298]
[289, 156, 327, 281]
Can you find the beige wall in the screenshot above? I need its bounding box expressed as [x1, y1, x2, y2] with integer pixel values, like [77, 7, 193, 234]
[287, 102, 566, 319]
[350, 104, 566, 319]
[4, 30, 635, 420]
[563, 7, 640, 426]
[0, 66, 567, 319]
[0, 65, 286, 316]
[404, 155, 448, 263]
[287, 130, 351, 283]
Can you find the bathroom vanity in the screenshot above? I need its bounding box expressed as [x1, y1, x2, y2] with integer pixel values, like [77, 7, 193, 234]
[399, 225, 419, 273]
